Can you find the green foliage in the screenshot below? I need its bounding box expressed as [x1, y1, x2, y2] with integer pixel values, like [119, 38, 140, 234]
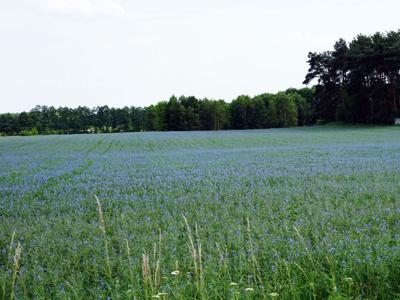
[304, 30, 400, 124]
[19, 127, 38, 136]
[0, 90, 317, 136]
[273, 92, 298, 127]
[230, 95, 252, 129]
[145, 102, 168, 131]
[199, 99, 230, 130]
[286, 88, 315, 126]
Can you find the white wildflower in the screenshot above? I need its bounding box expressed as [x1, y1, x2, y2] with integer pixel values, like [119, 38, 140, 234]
[171, 270, 180, 276]
[268, 292, 279, 297]
[229, 282, 238, 286]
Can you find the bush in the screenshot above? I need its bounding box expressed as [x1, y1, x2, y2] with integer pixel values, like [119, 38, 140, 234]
[20, 127, 39, 136]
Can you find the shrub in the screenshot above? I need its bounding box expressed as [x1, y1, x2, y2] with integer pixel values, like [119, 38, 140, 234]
[20, 127, 39, 136]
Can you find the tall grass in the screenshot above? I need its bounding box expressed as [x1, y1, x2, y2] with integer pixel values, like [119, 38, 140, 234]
[95, 195, 112, 284]
[1, 232, 22, 300]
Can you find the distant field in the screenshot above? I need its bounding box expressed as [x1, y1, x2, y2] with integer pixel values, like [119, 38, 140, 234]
[1, 126, 399, 299]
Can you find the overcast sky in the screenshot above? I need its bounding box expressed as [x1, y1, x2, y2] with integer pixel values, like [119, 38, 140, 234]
[1, 0, 399, 113]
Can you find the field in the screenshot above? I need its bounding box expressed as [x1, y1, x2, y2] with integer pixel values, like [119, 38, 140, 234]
[1, 126, 400, 299]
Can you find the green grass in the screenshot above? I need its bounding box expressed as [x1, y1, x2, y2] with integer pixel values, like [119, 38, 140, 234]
[0, 126, 399, 299]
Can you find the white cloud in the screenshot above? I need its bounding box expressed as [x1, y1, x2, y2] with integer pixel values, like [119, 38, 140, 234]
[39, 0, 125, 17]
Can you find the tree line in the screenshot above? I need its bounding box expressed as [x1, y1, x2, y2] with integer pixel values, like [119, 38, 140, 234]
[1, 30, 400, 136]
[0, 89, 315, 135]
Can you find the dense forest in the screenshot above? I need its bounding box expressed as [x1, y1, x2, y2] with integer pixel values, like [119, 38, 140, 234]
[0, 90, 314, 135]
[1, 30, 399, 136]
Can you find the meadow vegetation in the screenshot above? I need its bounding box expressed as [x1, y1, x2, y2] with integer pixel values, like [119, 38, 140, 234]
[1, 126, 399, 299]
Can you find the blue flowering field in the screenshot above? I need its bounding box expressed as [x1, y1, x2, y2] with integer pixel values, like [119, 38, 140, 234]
[1, 126, 399, 299]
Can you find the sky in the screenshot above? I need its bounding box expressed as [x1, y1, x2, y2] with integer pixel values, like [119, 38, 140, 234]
[1, 0, 399, 113]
